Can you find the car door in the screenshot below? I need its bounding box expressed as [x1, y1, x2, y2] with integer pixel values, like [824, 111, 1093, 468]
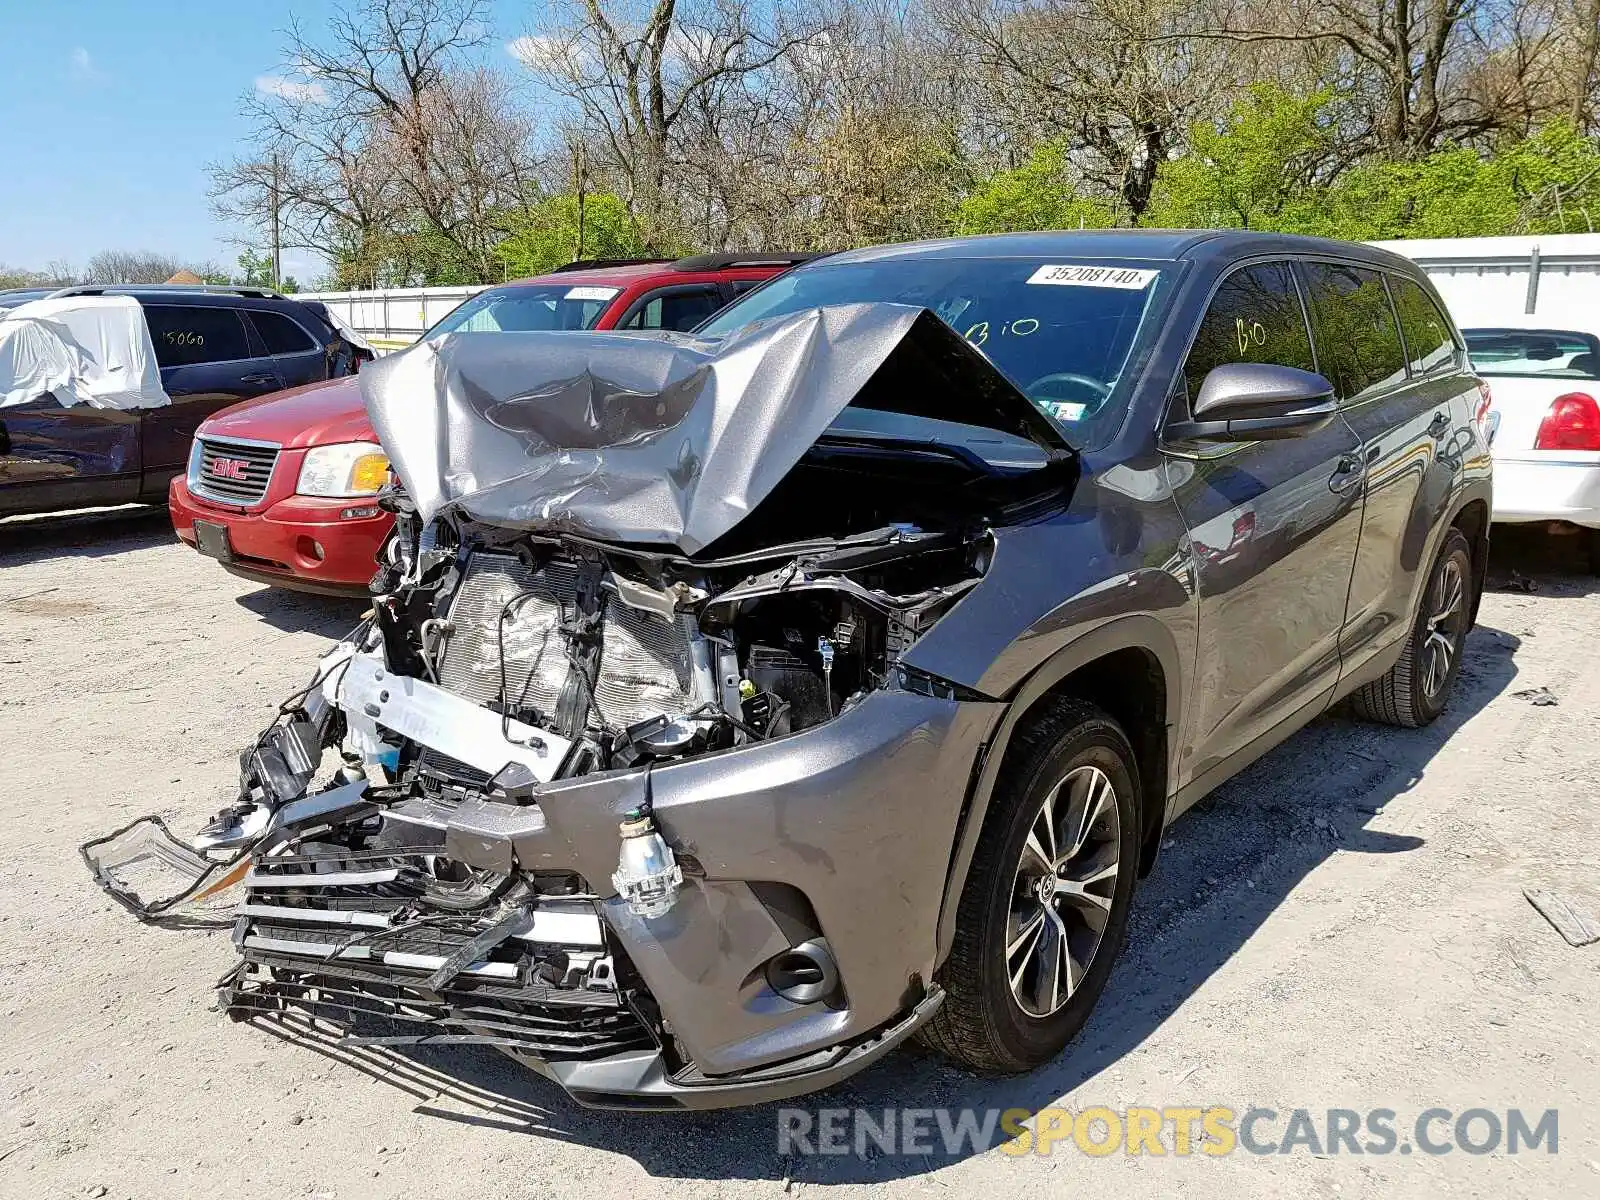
[0, 399, 141, 516]
[1165, 259, 1365, 785]
[1300, 263, 1466, 678]
[614, 284, 728, 333]
[137, 302, 285, 493]
[246, 308, 328, 390]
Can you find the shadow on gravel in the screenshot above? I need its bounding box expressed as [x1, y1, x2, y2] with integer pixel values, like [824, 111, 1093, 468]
[0, 504, 171, 570]
[1483, 524, 1600, 598]
[234, 586, 367, 636]
[234, 613, 1526, 1183]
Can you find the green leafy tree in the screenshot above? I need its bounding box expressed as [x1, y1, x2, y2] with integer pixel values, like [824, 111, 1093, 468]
[1322, 123, 1600, 238]
[953, 142, 1117, 235]
[1144, 85, 1342, 231]
[494, 193, 657, 278]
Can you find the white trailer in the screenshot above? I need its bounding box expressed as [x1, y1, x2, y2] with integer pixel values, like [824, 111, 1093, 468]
[1372, 234, 1600, 326]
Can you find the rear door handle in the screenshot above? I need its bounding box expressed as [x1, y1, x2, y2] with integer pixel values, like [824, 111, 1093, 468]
[1428, 411, 1450, 438]
[241, 372, 280, 386]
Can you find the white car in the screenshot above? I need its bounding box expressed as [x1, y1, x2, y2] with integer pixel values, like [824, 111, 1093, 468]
[1465, 319, 1600, 555]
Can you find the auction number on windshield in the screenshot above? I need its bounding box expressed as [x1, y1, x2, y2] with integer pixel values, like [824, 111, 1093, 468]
[163, 331, 205, 348]
[964, 317, 1039, 347]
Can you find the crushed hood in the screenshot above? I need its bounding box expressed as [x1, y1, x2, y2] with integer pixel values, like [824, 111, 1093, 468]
[362, 302, 1071, 555]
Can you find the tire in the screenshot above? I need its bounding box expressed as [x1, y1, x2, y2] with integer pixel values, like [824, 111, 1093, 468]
[1349, 527, 1473, 728]
[921, 699, 1141, 1074]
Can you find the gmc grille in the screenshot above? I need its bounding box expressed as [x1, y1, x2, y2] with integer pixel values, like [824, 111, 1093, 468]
[194, 437, 279, 506]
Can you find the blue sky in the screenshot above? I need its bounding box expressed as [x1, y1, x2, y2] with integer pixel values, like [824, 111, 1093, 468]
[0, 0, 527, 282]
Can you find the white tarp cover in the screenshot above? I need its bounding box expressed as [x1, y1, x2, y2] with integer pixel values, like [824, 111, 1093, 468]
[0, 295, 170, 411]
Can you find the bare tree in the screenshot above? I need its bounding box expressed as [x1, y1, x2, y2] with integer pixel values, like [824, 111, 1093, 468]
[928, 0, 1249, 220]
[81, 250, 224, 284]
[213, 0, 541, 285]
[516, 0, 831, 247]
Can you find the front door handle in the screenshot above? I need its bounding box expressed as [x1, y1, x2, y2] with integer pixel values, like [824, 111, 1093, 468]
[241, 372, 279, 386]
[1428, 411, 1451, 438]
[1330, 453, 1365, 492]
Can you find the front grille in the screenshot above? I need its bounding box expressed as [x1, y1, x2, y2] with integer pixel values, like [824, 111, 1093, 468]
[194, 436, 279, 506]
[437, 552, 695, 728]
[226, 959, 656, 1061]
[228, 846, 658, 1063]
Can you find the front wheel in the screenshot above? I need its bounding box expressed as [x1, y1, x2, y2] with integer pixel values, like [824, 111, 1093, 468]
[921, 700, 1140, 1074]
[1350, 527, 1473, 727]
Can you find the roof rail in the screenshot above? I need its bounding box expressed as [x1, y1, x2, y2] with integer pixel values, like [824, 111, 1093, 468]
[668, 252, 821, 272]
[550, 258, 673, 273]
[43, 283, 286, 301]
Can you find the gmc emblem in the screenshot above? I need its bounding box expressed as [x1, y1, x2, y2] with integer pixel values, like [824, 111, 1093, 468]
[212, 457, 249, 480]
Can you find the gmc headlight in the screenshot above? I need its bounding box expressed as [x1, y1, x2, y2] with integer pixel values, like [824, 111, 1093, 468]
[296, 443, 390, 498]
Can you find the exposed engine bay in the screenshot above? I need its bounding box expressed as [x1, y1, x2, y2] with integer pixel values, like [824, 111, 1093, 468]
[81, 301, 1064, 1107]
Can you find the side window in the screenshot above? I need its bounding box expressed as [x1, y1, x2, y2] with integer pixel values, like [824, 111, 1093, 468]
[1388, 276, 1457, 376]
[729, 279, 765, 297]
[1183, 261, 1315, 402]
[1301, 263, 1408, 400]
[143, 305, 254, 367]
[621, 286, 725, 332]
[249, 310, 319, 355]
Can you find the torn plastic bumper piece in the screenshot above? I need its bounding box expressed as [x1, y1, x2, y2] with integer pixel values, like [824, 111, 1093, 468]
[517, 986, 944, 1111]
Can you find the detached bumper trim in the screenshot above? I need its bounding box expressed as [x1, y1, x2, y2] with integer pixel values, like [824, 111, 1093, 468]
[538, 986, 946, 1111]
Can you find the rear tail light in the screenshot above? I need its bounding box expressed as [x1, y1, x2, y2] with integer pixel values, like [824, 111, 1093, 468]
[1533, 392, 1600, 451]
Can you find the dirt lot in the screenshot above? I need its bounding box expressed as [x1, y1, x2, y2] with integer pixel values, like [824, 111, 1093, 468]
[1, 508, 1597, 1199]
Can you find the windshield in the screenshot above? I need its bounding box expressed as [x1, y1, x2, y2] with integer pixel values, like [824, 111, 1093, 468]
[426, 284, 618, 338]
[1465, 328, 1600, 380]
[696, 256, 1169, 448]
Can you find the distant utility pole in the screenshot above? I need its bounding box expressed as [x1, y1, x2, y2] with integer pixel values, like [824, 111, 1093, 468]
[573, 140, 587, 261]
[270, 152, 283, 290]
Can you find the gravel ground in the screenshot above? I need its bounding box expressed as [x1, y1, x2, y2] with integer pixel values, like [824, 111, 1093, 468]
[1, 508, 1597, 1199]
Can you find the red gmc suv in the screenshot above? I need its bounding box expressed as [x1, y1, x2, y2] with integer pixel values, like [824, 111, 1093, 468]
[169, 254, 812, 595]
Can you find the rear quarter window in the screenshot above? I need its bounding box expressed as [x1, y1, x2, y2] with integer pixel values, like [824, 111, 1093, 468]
[1389, 276, 1458, 375]
[1302, 262, 1408, 400]
[249, 310, 319, 355]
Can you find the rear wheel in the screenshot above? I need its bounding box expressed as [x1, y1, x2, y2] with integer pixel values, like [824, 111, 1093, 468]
[1350, 528, 1473, 727]
[921, 700, 1140, 1074]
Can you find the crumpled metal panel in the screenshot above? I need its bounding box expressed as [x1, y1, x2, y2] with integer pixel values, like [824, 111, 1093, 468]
[361, 302, 1066, 556]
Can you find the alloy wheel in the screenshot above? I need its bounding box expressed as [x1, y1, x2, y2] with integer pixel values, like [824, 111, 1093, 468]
[1421, 555, 1466, 700]
[1005, 764, 1122, 1019]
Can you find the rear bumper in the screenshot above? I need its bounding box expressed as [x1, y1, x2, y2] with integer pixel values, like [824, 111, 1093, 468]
[1490, 454, 1600, 528]
[169, 472, 391, 594]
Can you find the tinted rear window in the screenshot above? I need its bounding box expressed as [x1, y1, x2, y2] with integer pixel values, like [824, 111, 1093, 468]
[143, 305, 254, 367]
[250, 310, 319, 354]
[1302, 262, 1408, 400]
[1464, 328, 1600, 380]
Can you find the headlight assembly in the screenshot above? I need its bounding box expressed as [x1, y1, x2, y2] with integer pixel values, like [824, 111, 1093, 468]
[296, 443, 390, 497]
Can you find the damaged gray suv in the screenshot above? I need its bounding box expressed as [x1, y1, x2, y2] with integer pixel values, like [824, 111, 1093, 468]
[89, 231, 1492, 1110]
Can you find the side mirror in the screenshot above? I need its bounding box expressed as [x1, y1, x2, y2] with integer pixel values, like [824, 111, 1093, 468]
[1166, 363, 1338, 443]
